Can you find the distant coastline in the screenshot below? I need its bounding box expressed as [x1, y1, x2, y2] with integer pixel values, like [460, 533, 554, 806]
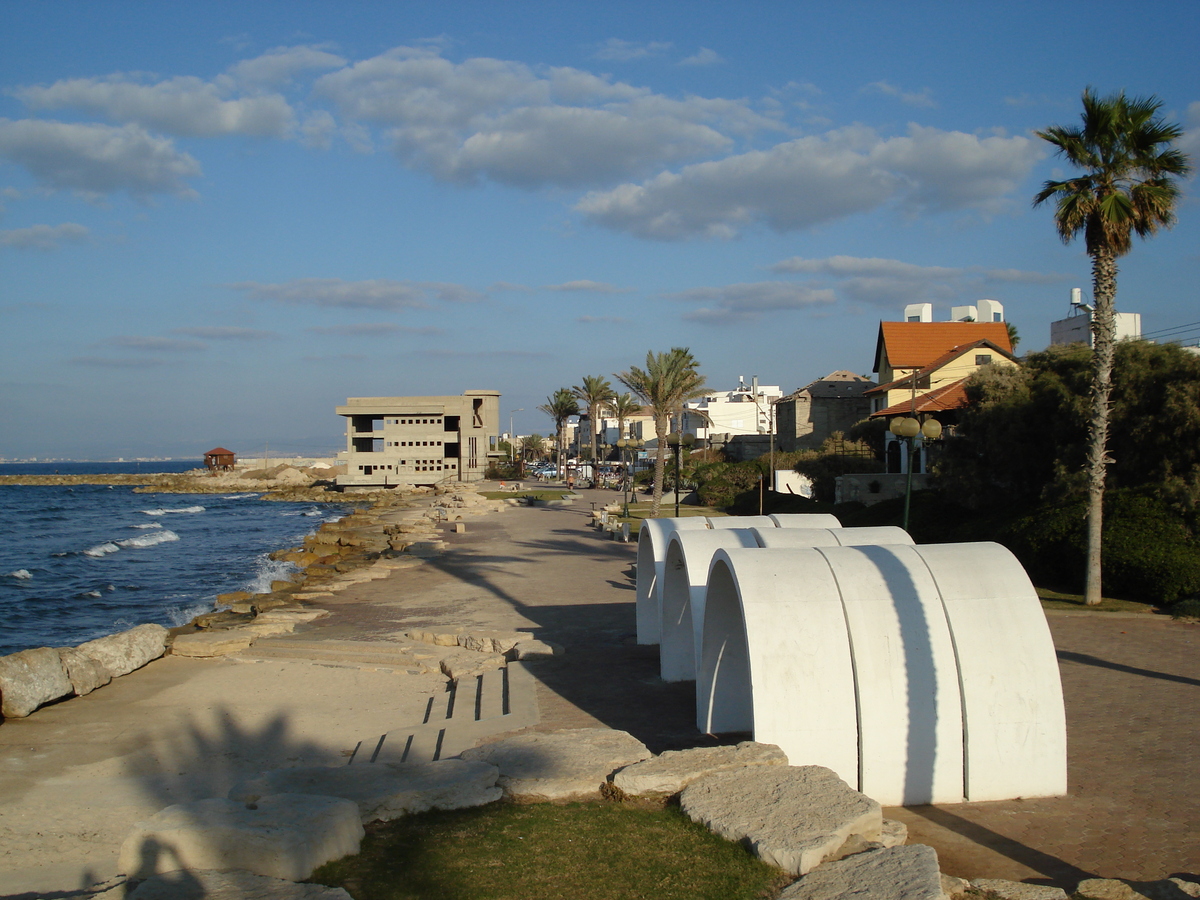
[0, 459, 203, 477]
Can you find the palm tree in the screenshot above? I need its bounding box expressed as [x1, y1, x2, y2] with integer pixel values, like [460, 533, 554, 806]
[1034, 88, 1190, 605]
[573, 375, 616, 462]
[538, 388, 580, 479]
[611, 392, 644, 439]
[616, 348, 708, 517]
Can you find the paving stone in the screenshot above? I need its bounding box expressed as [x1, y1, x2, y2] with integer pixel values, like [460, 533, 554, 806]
[171, 631, 258, 658]
[76, 624, 168, 677]
[511, 639, 563, 660]
[121, 868, 353, 899]
[0, 646, 73, 717]
[229, 759, 502, 823]
[972, 878, 1069, 899]
[117, 793, 364, 882]
[460, 728, 652, 801]
[679, 765, 882, 876]
[612, 741, 788, 796]
[777, 845, 947, 900]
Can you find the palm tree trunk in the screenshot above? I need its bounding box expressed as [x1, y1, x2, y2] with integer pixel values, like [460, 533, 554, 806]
[650, 413, 668, 517]
[1085, 248, 1118, 606]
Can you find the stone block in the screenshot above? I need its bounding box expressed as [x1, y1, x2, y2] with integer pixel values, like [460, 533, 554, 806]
[510, 639, 562, 660]
[76, 624, 168, 678]
[123, 869, 353, 899]
[171, 631, 257, 658]
[439, 652, 505, 682]
[1073, 878, 1200, 900]
[461, 728, 652, 801]
[613, 741, 787, 796]
[971, 879, 1068, 899]
[57, 646, 113, 696]
[117, 793, 364, 882]
[0, 646, 73, 717]
[230, 759, 502, 823]
[679, 765, 882, 876]
[777, 845, 946, 900]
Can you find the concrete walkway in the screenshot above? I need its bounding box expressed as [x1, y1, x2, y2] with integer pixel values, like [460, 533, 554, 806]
[1, 488, 1197, 895]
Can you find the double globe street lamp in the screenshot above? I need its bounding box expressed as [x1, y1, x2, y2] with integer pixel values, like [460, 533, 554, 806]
[889, 415, 942, 532]
[616, 436, 643, 518]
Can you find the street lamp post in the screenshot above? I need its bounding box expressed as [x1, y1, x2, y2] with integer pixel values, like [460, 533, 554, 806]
[889, 416, 942, 532]
[508, 409, 523, 463]
[617, 436, 642, 517]
[664, 432, 695, 518]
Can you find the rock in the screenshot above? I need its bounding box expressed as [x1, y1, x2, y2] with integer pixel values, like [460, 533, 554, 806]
[216, 591, 254, 605]
[679, 766, 882, 876]
[171, 631, 257, 658]
[510, 639, 563, 660]
[439, 652, 505, 682]
[254, 609, 329, 626]
[117, 793, 364, 882]
[407, 541, 447, 557]
[1073, 878, 1200, 900]
[123, 868, 353, 899]
[777, 845, 947, 900]
[613, 741, 788, 796]
[0, 646, 74, 717]
[460, 728, 652, 801]
[229, 759, 502, 823]
[942, 873, 973, 899]
[881, 818, 909, 848]
[76, 624, 168, 677]
[972, 878, 1068, 899]
[57, 646, 113, 695]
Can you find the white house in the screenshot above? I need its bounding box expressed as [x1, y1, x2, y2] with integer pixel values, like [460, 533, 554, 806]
[681, 377, 783, 442]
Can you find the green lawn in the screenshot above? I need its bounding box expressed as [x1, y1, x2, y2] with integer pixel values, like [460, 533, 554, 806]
[308, 800, 788, 900]
[1036, 587, 1157, 614]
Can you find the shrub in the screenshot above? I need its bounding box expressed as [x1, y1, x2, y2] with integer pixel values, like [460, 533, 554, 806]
[1170, 597, 1200, 619]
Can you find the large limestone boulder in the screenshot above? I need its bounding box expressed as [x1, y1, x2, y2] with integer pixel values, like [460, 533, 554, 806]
[460, 728, 652, 801]
[57, 646, 113, 695]
[117, 869, 352, 899]
[777, 845, 947, 900]
[229, 759, 502, 824]
[118, 793, 363, 882]
[679, 766, 882, 876]
[613, 741, 787, 796]
[0, 646, 74, 717]
[971, 879, 1068, 899]
[171, 631, 258, 658]
[1073, 878, 1200, 900]
[76, 623, 168, 677]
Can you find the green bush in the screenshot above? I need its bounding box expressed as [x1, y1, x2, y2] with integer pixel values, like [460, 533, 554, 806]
[1004, 489, 1200, 605]
[1170, 597, 1200, 619]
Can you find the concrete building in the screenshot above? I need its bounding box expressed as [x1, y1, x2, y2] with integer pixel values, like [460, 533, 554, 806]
[682, 377, 783, 443]
[1050, 288, 1142, 347]
[776, 371, 876, 452]
[335, 390, 501, 489]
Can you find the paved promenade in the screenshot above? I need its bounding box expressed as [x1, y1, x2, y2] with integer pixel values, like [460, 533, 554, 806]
[1, 489, 1196, 895]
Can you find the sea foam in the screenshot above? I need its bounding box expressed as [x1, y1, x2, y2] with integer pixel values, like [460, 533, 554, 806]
[6, 569, 33, 580]
[141, 505, 205, 515]
[117, 530, 179, 550]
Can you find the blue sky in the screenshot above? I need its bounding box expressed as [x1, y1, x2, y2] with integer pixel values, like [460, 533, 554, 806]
[2, 1, 1197, 459]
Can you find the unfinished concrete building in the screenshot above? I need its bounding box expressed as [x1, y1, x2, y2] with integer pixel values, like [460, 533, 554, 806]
[336, 390, 501, 489]
[775, 371, 876, 452]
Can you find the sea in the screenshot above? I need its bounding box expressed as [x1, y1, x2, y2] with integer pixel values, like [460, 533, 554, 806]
[0, 461, 350, 656]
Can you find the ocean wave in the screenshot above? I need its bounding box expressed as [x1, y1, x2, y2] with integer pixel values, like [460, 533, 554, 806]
[130, 522, 163, 529]
[6, 569, 33, 580]
[243, 554, 299, 595]
[80, 590, 102, 598]
[84, 542, 121, 557]
[222, 494, 258, 500]
[140, 505, 205, 515]
[117, 530, 179, 550]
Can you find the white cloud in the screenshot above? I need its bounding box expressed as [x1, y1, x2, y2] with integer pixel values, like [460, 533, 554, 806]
[593, 39, 673, 62]
[1178, 101, 1200, 167]
[108, 335, 205, 352]
[664, 281, 836, 324]
[224, 45, 347, 88]
[575, 125, 1043, 239]
[313, 46, 776, 188]
[0, 222, 89, 250]
[16, 76, 293, 138]
[227, 278, 482, 309]
[300, 111, 337, 149]
[543, 280, 631, 293]
[863, 80, 936, 109]
[172, 326, 276, 340]
[0, 119, 201, 200]
[680, 48, 724, 67]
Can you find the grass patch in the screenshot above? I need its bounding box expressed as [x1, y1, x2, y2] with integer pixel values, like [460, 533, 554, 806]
[308, 800, 787, 900]
[479, 490, 571, 501]
[1036, 587, 1155, 613]
[613, 502, 725, 535]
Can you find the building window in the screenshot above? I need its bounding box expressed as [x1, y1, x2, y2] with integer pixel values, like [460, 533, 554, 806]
[975, 354, 992, 365]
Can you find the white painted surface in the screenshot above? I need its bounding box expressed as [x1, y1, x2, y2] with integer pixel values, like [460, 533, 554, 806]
[660, 529, 758, 682]
[635, 517, 709, 645]
[915, 542, 1067, 800]
[699, 549, 860, 781]
[750, 525, 912, 550]
[768, 513, 842, 528]
[821, 544, 965, 805]
[707, 515, 776, 529]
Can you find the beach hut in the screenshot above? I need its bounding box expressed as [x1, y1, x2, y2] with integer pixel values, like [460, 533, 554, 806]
[204, 447, 236, 472]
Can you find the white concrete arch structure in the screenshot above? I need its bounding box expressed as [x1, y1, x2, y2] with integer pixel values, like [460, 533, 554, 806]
[768, 513, 843, 528]
[635, 517, 710, 644]
[707, 515, 776, 529]
[697, 542, 1066, 806]
[660, 528, 760, 682]
[750, 525, 912, 549]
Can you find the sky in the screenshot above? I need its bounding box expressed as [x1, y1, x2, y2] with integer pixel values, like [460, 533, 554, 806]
[2, 1, 1198, 459]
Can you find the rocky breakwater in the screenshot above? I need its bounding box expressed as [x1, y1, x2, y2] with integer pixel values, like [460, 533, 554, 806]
[136, 463, 353, 503]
